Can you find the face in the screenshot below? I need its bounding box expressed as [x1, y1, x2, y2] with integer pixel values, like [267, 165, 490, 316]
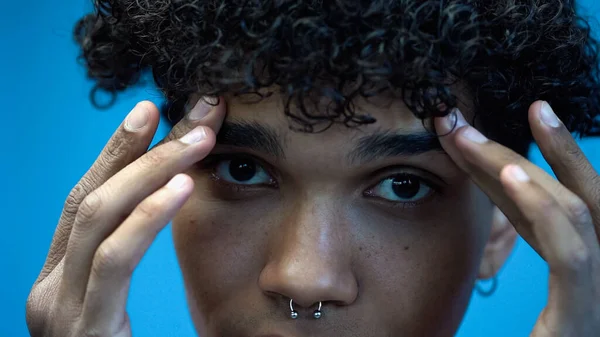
[172, 93, 500, 337]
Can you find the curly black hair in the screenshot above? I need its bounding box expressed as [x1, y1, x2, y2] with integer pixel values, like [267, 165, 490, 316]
[74, 0, 600, 156]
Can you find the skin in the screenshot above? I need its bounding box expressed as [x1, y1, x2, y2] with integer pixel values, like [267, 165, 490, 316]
[25, 93, 599, 337]
[173, 94, 503, 337]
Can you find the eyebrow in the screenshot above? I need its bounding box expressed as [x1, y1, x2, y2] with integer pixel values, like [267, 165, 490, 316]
[216, 121, 285, 159]
[347, 131, 445, 164]
[216, 121, 445, 164]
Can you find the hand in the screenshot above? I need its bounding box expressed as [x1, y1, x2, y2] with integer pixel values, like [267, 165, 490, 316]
[435, 101, 600, 336]
[26, 98, 226, 337]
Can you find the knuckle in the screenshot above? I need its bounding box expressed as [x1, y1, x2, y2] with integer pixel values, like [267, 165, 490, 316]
[558, 245, 592, 274]
[91, 242, 126, 279]
[83, 168, 105, 191]
[104, 136, 127, 160]
[564, 198, 592, 225]
[76, 191, 103, 224]
[536, 196, 557, 214]
[63, 182, 91, 217]
[136, 148, 168, 171]
[80, 329, 106, 337]
[64, 189, 82, 215]
[135, 198, 162, 220]
[80, 331, 100, 337]
[80, 315, 130, 337]
[101, 134, 134, 167]
[565, 143, 585, 162]
[509, 152, 526, 164]
[77, 323, 108, 337]
[25, 293, 43, 329]
[26, 285, 55, 334]
[501, 151, 526, 168]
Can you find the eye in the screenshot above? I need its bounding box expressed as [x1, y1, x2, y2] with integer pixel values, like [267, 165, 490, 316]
[368, 173, 433, 203]
[214, 157, 273, 185]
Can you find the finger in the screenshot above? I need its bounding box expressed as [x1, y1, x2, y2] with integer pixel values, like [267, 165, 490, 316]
[529, 101, 600, 241]
[501, 165, 594, 328]
[155, 96, 227, 148]
[434, 109, 598, 254]
[38, 101, 159, 282]
[80, 174, 193, 333]
[61, 124, 216, 304]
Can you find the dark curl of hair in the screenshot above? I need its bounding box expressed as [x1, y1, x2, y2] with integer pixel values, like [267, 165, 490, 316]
[74, 0, 600, 156]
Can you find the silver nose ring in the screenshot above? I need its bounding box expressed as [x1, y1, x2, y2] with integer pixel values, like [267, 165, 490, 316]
[289, 299, 299, 319]
[289, 299, 322, 319]
[313, 301, 322, 319]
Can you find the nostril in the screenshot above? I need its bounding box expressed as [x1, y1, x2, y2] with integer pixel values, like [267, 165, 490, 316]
[259, 261, 359, 308]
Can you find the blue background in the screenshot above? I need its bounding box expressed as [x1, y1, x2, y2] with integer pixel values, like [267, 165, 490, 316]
[2, 1, 599, 336]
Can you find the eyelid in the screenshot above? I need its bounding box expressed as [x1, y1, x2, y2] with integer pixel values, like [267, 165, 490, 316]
[209, 171, 277, 191]
[363, 173, 439, 209]
[199, 153, 275, 174]
[210, 144, 280, 165]
[199, 153, 279, 187]
[364, 174, 436, 198]
[366, 165, 446, 191]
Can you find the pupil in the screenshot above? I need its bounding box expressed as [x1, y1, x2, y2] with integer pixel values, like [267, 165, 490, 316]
[391, 175, 420, 199]
[229, 159, 256, 182]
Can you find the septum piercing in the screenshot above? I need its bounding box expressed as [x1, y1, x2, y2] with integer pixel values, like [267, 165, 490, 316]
[289, 299, 322, 319]
[290, 299, 298, 319]
[313, 301, 322, 319]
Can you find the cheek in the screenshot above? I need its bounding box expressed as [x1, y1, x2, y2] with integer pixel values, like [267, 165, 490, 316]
[355, 181, 492, 333]
[171, 193, 280, 319]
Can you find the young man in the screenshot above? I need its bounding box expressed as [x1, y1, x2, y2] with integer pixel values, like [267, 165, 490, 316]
[27, 0, 600, 336]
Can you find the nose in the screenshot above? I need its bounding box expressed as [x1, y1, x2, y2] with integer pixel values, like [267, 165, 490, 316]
[258, 199, 358, 309]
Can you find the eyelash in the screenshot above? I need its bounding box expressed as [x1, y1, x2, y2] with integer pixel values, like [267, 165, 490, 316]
[200, 154, 278, 192]
[199, 154, 441, 206]
[363, 174, 439, 209]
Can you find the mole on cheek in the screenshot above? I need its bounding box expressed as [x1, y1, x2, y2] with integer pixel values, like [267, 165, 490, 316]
[404, 246, 410, 251]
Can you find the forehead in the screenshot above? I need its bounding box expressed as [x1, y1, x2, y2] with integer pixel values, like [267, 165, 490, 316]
[224, 92, 433, 141]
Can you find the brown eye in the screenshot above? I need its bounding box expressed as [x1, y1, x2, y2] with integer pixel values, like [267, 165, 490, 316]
[391, 175, 421, 199]
[370, 174, 433, 202]
[228, 158, 256, 182]
[215, 157, 272, 185]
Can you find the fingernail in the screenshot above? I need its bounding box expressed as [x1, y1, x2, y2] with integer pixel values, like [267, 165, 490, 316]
[461, 126, 488, 144]
[539, 101, 560, 128]
[180, 126, 207, 144]
[440, 108, 468, 134]
[124, 104, 150, 131]
[507, 165, 530, 182]
[167, 174, 189, 189]
[187, 97, 217, 120]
